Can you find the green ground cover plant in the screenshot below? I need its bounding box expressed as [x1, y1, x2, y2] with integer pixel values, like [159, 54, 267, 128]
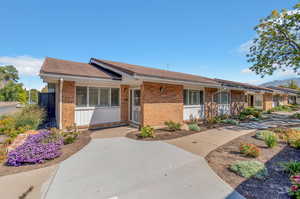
[188, 123, 201, 132]
[230, 160, 268, 179]
[164, 121, 181, 131]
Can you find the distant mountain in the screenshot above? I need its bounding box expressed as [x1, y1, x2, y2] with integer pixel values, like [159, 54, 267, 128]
[260, 78, 300, 87]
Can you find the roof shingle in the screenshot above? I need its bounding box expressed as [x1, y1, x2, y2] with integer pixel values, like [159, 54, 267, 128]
[40, 57, 115, 79]
[91, 58, 219, 85]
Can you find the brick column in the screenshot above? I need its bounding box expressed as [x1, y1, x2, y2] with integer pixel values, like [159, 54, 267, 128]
[263, 93, 273, 111]
[283, 95, 288, 105]
[120, 85, 129, 122]
[62, 81, 75, 129]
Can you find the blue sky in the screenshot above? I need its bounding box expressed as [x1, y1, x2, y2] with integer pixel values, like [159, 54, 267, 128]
[0, 0, 298, 89]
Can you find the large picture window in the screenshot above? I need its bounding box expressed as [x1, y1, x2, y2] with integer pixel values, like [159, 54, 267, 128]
[183, 89, 203, 105]
[213, 91, 230, 105]
[76, 86, 119, 108]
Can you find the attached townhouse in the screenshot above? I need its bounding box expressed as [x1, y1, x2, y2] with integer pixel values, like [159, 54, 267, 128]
[39, 57, 296, 129]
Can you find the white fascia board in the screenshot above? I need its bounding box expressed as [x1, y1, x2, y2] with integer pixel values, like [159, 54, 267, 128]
[39, 72, 122, 84]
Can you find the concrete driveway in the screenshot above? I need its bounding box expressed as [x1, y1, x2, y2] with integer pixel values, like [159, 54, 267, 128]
[44, 137, 243, 199]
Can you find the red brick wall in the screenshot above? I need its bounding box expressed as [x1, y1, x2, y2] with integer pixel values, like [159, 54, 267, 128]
[62, 81, 75, 128]
[263, 93, 273, 110]
[120, 85, 129, 122]
[141, 82, 183, 127]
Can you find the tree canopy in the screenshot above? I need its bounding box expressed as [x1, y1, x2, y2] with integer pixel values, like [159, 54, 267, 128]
[247, 3, 300, 77]
[0, 65, 19, 82]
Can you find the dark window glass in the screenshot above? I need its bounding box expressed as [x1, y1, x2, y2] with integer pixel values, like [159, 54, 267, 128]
[76, 87, 87, 107]
[111, 88, 120, 106]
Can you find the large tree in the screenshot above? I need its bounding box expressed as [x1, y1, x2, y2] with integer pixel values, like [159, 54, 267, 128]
[0, 65, 19, 82]
[247, 3, 300, 77]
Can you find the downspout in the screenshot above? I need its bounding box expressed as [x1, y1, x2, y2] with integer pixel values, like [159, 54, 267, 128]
[59, 78, 63, 129]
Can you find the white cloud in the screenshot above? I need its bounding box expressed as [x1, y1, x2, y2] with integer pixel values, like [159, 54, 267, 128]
[241, 68, 252, 74]
[0, 55, 44, 76]
[238, 40, 253, 55]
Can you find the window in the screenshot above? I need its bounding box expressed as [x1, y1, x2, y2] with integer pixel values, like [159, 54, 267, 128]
[76, 87, 87, 107]
[75, 86, 120, 107]
[213, 91, 230, 104]
[89, 87, 99, 106]
[183, 89, 203, 105]
[111, 88, 120, 106]
[100, 88, 110, 107]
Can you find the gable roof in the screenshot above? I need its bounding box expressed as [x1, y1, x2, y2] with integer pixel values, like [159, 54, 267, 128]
[215, 78, 273, 92]
[91, 58, 219, 85]
[40, 57, 120, 80]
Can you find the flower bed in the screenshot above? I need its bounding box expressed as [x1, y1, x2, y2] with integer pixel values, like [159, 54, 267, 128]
[206, 128, 300, 199]
[7, 130, 63, 166]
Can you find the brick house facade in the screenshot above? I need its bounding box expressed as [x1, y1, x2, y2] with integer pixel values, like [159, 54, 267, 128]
[40, 57, 296, 129]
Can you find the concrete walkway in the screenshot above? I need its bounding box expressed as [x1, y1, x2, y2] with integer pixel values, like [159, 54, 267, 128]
[0, 165, 57, 199]
[165, 126, 254, 157]
[44, 137, 244, 199]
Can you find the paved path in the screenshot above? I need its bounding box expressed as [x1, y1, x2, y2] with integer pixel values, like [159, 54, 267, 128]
[0, 165, 57, 199]
[44, 137, 243, 199]
[165, 126, 254, 157]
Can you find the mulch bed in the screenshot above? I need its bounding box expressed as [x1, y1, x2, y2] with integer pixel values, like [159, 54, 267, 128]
[206, 131, 300, 199]
[126, 128, 204, 141]
[0, 131, 91, 177]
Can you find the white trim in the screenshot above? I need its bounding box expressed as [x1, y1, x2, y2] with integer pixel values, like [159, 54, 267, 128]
[40, 72, 120, 83]
[59, 78, 63, 129]
[75, 86, 121, 109]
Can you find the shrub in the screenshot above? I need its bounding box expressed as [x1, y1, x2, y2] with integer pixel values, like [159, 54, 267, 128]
[230, 160, 268, 179]
[140, 125, 155, 138]
[188, 123, 201, 132]
[269, 105, 292, 112]
[280, 161, 300, 176]
[239, 107, 262, 120]
[0, 147, 7, 163]
[14, 105, 45, 130]
[164, 121, 181, 131]
[239, 143, 260, 157]
[7, 130, 63, 166]
[292, 113, 300, 119]
[61, 131, 79, 145]
[221, 119, 239, 125]
[264, 133, 278, 148]
[255, 130, 274, 140]
[289, 174, 300, 199]
[0, 105, 45, 138]
[277, 128, 300, 147]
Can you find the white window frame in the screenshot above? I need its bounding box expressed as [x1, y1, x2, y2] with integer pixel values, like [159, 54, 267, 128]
[75, 86, 120, 109]
[213, 90, 230, 105]
[183, 89, 204, 107]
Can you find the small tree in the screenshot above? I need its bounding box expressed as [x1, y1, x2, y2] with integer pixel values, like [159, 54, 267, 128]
[247, 3, 300, 77]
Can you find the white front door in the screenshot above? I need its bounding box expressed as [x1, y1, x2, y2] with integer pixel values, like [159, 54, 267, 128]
[131, 89, 141, 124]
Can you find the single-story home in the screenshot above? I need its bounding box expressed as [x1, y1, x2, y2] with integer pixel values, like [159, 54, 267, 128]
[39, 57, 293, 129]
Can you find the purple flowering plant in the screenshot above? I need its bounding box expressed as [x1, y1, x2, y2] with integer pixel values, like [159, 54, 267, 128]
[7, 130, 63, 166]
